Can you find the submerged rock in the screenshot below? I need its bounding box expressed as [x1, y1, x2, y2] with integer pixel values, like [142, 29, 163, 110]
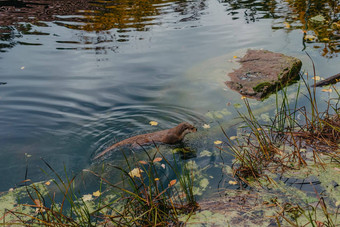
[225, 49, 302, 100]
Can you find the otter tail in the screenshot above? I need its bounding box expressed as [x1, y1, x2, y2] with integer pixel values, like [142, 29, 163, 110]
[94, 143, 118, 160]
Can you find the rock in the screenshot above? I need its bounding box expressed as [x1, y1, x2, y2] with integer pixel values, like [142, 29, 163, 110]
[225, 49, 302, 100]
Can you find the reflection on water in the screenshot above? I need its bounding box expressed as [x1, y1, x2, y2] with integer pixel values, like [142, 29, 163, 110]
[220, 0, 340, 57]
[0, 0, 207, 52]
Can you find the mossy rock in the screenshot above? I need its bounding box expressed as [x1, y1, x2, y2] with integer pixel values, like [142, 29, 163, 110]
[226, 49, 302, 100]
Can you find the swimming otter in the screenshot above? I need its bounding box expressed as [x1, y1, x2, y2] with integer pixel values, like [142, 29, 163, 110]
[94, 122, 197, 159]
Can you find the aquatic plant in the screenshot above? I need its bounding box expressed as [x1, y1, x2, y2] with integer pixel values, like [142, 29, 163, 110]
[1, 147, 198, 226]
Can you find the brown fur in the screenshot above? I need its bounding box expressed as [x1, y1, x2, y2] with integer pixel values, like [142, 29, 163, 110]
[94, 122, 196, 159]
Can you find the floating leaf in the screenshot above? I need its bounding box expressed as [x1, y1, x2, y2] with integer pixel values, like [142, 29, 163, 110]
[20, 66, 25, 70]
[322, 88, 332, 93]
[161, 164, 166, 169]
[93, 190, 101, 197]
[312, 76, 321, 81]
[149, 121, 158, 126]
[154, 178, 160, 181]
[139, 160, 147, 165]
[214, 140, 222, 145]
[45, 181, 51, 186]
[241, 96, 246, 100]
[233, 56, 238, 59]
[168, 179, 176, 187]
[233, 103, 242, 109]
[9, 188, 14, 192]
[230, 136, 238, 140]
[228, 180, 238, 185]
[202, 124, 210, 129]
[257, 128, 262, 131]
[322, 38, 330, 41]
[153, 157, 162, 163]
[82, 194, 93, 202]
[128, 168, 143, 178]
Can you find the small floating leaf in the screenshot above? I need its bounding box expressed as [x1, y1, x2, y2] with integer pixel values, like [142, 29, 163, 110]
[168, 179, 176, 187]
[241, 96, 246, 100]
[202, 124, 210, 129]
[82, 194, 93, 202]
[322, 88, 332, 93]
[139, 160, 147, 165]
[214, 140, 222, 145]
[153, 157, 162, 163]
[149, 121, 158, 126]
[129, 168, 143, 178]
[322, 38, 329, 41]
[45, 181, 51, 186]
[161, 164, 166, 169]
[233, 56, 238, 59]
[233, 103, 242, 108]
[230, 136, 238, 140]
[20, 66, 25, 70]
[93, 190, 101, 197]
[312, 76, 321, 81]
[154, 178, 159, 181]
[228, 180, 238, 185]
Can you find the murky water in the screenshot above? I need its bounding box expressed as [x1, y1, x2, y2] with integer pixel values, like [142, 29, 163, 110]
[0, 0, 339, 191]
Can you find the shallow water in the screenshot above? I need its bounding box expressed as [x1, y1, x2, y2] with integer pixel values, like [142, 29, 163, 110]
[0, 0, 339, 191]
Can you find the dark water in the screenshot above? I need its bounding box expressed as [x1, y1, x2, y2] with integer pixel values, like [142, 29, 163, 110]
[0, 0, 339, 191]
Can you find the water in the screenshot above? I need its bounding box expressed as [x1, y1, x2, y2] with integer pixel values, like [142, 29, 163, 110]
[0, 0, 339, 191]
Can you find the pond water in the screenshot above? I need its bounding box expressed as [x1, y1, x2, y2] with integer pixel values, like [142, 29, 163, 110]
[0, 0, 339, 192]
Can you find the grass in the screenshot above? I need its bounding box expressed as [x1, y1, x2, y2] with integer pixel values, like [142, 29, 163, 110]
[220, 54, 340, 225]
[1, 147, 198, 226]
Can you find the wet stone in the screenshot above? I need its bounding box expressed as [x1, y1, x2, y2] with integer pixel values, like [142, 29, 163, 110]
[225, 49, 302, 100]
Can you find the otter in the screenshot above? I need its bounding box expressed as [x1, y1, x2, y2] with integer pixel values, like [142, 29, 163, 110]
[94, 122, 197, 159]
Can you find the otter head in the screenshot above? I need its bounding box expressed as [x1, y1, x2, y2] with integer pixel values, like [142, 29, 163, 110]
[174, 122, 197, 140]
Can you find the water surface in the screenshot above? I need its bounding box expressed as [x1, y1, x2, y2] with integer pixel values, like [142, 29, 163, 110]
[0, 0, 339, 191]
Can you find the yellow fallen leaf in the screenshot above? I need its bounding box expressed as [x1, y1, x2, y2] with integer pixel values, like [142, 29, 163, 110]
[139, 160, 147, 165]
[129, 168, 144, 178]
[153, 157, 162, 163]
[82, 194, 93, 202]
[214, 140, 222, 145]
[230, 136, 238, 140]
[20, 66, 25, 70]
[93, 190, 101, 197]
[149, 121, 158, 126]
[228, 180, 238, 185]
[322, 38, 329, 41]
[322, 88, 332, 93]
[241, 96, 246, 100]
[154, 178, 160, 181]
[45, 181, 51, 186]
[168, 179, 176, 187]
[312, 76, 321, 81]
[202, 124, 210, 129]
[257, 128, 262, 131]
[233, 56, 238, 59]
